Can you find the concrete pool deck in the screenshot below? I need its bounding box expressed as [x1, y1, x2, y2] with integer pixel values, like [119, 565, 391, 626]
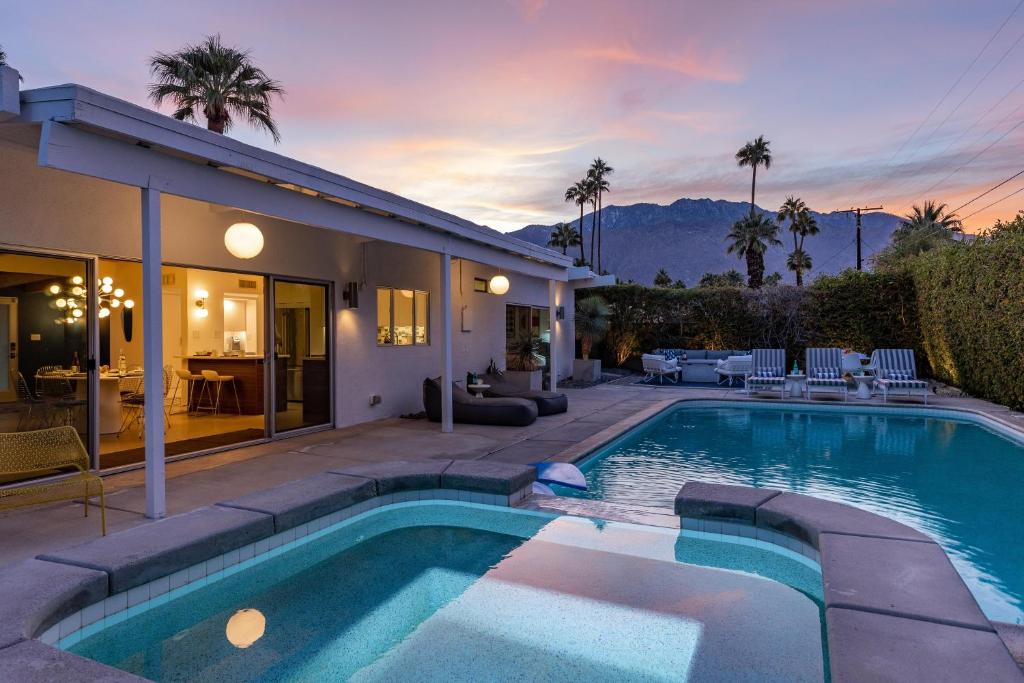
[3, 380, 1024, 570]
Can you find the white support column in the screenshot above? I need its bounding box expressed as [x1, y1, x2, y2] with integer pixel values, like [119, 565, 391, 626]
[141, 187, 166, 519]
[440, 252, 453, 432]
[548, 280, 558, 393]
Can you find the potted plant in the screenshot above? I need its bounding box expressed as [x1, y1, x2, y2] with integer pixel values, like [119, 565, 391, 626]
[574, 295, 610, 382]
[505, 333, 543, 390]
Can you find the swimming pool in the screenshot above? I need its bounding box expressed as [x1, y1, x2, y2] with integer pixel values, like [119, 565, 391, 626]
[556, 400, 1024, 624]
[69, 501, 825, 682]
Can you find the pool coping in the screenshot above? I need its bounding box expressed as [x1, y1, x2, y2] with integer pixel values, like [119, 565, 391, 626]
[0, 459, 535, 681]
[674, 481, 1024, 681]
[2, 452, 1021, 682]
[551, 396, 1024, 468]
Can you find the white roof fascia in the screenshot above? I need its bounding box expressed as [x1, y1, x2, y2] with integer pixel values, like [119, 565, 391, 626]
[17, 84, 571, 270]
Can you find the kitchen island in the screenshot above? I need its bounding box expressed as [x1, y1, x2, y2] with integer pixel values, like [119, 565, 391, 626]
[186, 356, 287, 415]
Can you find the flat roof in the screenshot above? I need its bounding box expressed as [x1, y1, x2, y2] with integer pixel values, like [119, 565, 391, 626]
[15, 83, 572, 270]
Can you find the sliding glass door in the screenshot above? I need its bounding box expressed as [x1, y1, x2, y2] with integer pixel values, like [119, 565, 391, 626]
[272, 279, 332, 433]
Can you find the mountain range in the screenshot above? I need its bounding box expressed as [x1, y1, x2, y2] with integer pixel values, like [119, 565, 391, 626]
[509, 198, 903, 285]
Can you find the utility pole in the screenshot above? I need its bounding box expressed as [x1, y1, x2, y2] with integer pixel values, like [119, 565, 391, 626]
[838, 206, 883, 270]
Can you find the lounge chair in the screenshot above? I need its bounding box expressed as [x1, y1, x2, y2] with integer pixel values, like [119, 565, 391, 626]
[641, 354, 680, 384]
[870, 349, 930, 404]
[423, 377, 537, 426]
[745, 349, 786, 398]
[483, 373, 568, 415]
[804, 347, 848, 401]
[715, 354, 752, 386]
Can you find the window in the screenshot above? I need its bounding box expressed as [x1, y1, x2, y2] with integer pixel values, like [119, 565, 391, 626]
[377, 287, 429, 346]
[505, 304, 550, 368]
[473, 277, 489, 293]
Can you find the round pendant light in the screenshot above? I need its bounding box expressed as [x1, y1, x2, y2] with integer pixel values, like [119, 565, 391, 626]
[225, 608, 266, 649]
[224, 222, 265, 259]
[488, 274, 510, 295]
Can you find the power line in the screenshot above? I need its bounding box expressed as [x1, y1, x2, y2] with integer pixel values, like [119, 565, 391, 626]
[950, 167, 1024, 214]
[904, 115, 1024, 209]
[855, 0, 1024, 199]
[961, 184, 1024, 220]
[885, 76, 1024, 206]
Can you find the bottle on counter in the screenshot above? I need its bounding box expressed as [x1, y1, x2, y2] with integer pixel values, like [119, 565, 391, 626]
[70, 351, 79, 374]
[117, 349, 127, 376]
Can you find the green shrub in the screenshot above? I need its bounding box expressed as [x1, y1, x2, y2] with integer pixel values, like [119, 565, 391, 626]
[910, 235, 1024, 409]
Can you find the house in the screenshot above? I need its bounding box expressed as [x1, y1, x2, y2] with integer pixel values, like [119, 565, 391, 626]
[0, 65, 600, 518]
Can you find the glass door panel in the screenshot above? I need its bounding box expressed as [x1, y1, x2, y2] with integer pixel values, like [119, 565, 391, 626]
[273, 280, 331, 432]
[0, 252, 91, 470]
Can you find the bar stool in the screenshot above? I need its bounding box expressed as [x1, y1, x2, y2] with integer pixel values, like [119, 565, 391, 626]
[170, 368, 204, 415]
[197, 369, 241, 416]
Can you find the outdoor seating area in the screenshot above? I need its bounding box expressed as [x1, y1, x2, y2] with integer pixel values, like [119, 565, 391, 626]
[638, 345, 931, 403]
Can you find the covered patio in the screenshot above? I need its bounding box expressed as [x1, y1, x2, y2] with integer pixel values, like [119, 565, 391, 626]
[0, 71, 597, 523]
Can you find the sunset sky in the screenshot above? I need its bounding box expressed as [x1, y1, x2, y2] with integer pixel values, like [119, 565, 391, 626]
[6, 0, 1024, 233]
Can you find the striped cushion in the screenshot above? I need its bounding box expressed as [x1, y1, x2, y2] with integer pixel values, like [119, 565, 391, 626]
[808, 377, 847, 386]
[878, 378, 927, 389]
[750, 376, 786, 384]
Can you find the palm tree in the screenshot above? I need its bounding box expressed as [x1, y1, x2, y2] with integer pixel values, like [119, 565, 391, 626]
[547, 222, 581, 255]
[726, 213, 781, 288]
[564, 181, 590, 265]
[584, 177, 599, 266]
[777, 196, 818, 286]
[901, 200, 963, 233]
[786, 248, 813, 284]
[735, 135, 772, 217]
[0, 45, 7, 67]
[653, 268, 672, 287]
[149, 34, 285, 142]
[588, 158, 613, 273]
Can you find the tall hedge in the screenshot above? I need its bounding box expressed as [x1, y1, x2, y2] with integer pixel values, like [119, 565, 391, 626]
[910, 234, 1024, 409]
[580, 273, 920, 371]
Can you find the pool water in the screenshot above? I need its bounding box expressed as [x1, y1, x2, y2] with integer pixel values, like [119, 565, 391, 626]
[71, 503, 826, 682]
[556, 402, 1024, 623]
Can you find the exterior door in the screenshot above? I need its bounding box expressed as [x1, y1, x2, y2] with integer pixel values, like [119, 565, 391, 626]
[270, 278, 332, 434]
[0, 297, 17, 402]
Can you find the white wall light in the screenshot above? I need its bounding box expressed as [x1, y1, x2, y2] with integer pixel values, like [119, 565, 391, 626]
[224, 222, 264, 259]
[488, 274, 510, 296]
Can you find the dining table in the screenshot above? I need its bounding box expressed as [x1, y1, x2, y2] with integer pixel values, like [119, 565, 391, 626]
[37, 370, 143, 435]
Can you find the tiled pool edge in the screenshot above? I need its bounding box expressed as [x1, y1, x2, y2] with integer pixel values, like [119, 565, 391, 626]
[0, 459, 534, 682]
[675, 481, 1024, 682]
[553, 397, 1024, 467]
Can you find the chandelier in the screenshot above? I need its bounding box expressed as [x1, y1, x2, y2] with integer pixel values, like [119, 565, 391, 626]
[47, 275, 134, 324]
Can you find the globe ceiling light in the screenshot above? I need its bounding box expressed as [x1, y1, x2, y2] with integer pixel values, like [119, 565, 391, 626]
[225, 609, 266, 649]
[488, 274, 510, 296]
[123, 299, 135, 309]
[224, 222, 264, 259]
[48, 284, 60, 295]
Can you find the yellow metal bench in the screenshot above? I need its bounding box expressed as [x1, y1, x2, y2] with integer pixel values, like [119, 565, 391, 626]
[0, 426, 106, 535]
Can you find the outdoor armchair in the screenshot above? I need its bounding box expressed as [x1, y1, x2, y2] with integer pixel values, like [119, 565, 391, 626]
[805, 348, 848, 401]
[870, 349, 930, 404]
[745, 349, 786, 398]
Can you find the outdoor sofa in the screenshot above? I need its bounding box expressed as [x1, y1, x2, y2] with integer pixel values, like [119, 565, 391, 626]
[483, 373, 568, 415]
[423, 377, 538, 426]
[652, 349, 749, 383]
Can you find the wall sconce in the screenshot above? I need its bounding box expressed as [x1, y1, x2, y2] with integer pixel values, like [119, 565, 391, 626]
[341, 282, 359, 308]
[195, 289, 209, 318]
[556, 306, 565, 321]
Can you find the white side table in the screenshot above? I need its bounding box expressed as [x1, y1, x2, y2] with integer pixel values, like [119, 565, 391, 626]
[851, 374, 874, 399]
[467, 383, 490, 397]
[785, 374, 806, 398]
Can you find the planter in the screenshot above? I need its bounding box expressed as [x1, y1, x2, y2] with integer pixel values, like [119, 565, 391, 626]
[504, 369, 542, 391]
[573, 358, 602, 382]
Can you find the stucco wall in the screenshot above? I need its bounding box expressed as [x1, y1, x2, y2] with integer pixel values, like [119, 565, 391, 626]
[0, 130, 564, 429]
